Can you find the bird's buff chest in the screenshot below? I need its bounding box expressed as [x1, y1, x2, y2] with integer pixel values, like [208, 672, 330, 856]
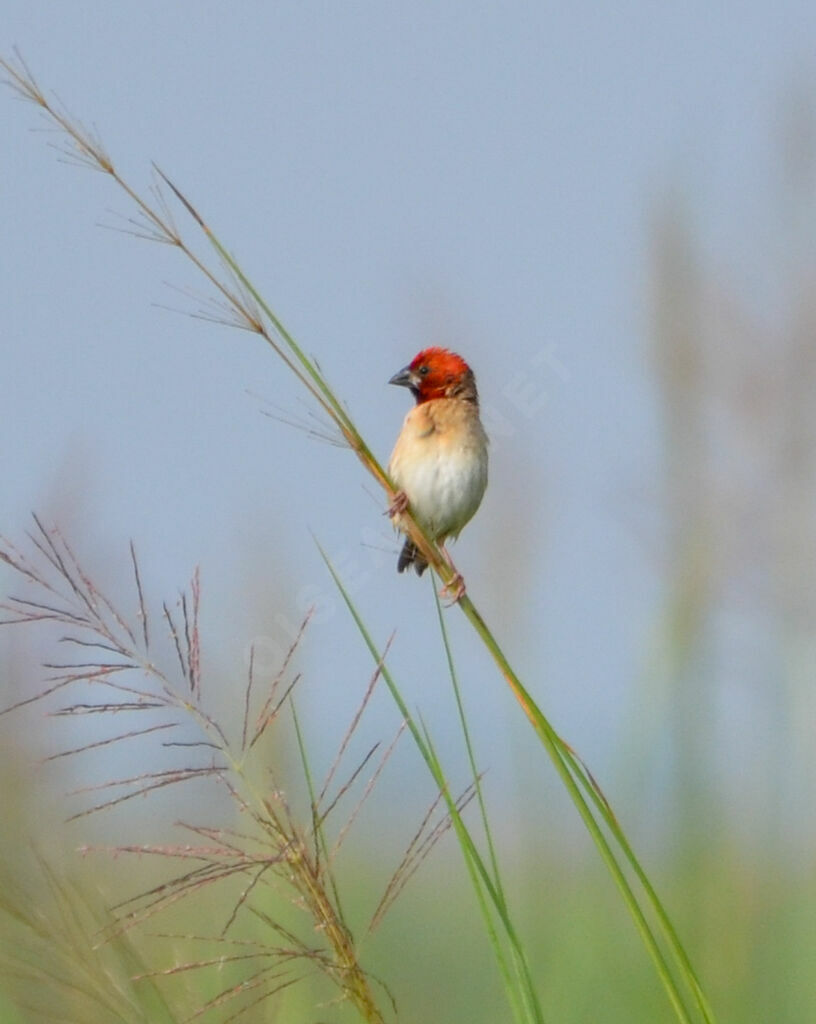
[388, 403, 488, 539]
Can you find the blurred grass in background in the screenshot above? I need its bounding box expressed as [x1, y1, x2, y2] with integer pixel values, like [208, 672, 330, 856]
[3, 83, 816, 1024]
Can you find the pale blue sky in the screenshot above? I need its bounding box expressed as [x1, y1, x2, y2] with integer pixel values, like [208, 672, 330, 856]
[3, 3, 816, 841]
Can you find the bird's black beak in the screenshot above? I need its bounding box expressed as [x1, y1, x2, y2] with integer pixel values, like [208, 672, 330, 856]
[388, 364, 415, 389]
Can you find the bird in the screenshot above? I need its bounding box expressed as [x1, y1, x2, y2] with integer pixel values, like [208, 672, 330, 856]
[386, 347, 488, 600]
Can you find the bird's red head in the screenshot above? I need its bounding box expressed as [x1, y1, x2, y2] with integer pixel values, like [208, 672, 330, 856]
[389, 347, 477, 405]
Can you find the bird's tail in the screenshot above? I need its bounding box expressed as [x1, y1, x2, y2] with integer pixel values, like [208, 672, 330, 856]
[397, 538, 428, 576]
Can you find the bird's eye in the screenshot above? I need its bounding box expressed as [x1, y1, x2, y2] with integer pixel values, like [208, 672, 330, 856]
[418, 365, 430, 376]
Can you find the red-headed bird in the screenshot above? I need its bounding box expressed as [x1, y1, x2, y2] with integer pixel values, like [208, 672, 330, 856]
[387, 347, 488, 600]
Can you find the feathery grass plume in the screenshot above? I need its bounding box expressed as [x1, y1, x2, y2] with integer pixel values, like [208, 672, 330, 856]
[0, 520, 478, 1022]
[0, 52, 717, 1023]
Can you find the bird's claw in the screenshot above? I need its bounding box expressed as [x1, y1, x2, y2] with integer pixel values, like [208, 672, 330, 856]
[386, 490, 409, 518]
[440, 572, 466, 605]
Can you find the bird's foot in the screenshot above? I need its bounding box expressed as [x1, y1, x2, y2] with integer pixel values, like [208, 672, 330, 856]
[386, 490, 409, 518]
[440, 572, 466, 605]
[438, 544, 466, 603]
